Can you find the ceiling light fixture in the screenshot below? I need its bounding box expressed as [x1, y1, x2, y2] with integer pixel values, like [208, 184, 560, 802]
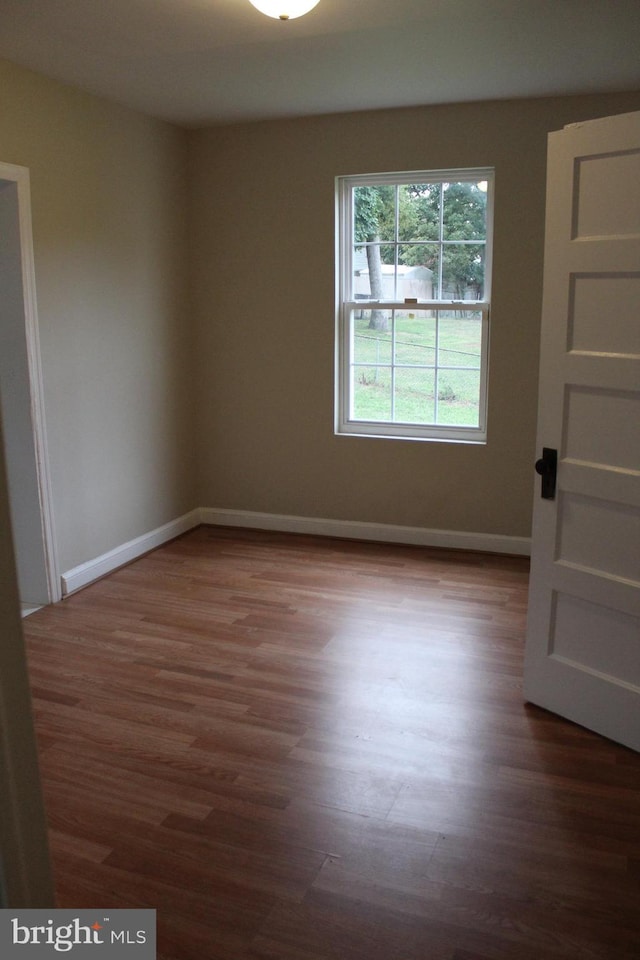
[248, 0, 320, 20]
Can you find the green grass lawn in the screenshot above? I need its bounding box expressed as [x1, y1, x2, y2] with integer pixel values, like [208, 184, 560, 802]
[352, 311, 482, 426]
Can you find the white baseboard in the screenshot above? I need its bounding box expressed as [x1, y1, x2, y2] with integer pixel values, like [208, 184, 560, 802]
[199, 507, 531, 556]
[60, 506, 530, 597]
[60, 509, 201, 596]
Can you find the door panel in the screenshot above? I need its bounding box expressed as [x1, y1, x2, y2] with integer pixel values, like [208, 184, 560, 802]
[557, 493, 639, 579]
[551, 593, 640, 686]
[524, 111, 640, 752]
[564, 386, 639, 470]
[569, 273, 640, 354]
[573, 149, 640, 238]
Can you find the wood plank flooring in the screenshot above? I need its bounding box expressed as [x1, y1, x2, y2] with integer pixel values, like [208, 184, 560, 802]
[23, 526, 640, 960]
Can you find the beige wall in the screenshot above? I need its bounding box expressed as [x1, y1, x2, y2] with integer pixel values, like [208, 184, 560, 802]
[0, 59, 194, 574]
[1, 57, 639, 569]
[189, 92, 640, 538]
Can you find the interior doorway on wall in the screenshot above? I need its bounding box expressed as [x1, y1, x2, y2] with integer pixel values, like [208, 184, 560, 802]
[0, 162, 59, 609]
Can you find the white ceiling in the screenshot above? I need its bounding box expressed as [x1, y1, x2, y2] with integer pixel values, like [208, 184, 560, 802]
[0, 0, 639, 127]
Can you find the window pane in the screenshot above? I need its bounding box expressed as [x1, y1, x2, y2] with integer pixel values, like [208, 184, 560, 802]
[394, 311, 436, 365]
[350, 308, 485, 427]
[353, 244, 396, 299]
[353, 184, 395, 243]
[436, 369, 481, 427]
[352, 365, 392, 421]
[398, 183, 440, 242]
[442, 181, 487, 241]
[442, 244, 485, 300]
[353, 311, 393, 364]
[397, 244, 439, 299]
[437, 311, 482, 368]
[394, 367, 436, 424]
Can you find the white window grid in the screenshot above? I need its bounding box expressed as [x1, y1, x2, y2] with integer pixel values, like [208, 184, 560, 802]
[336, 168, 494, 443]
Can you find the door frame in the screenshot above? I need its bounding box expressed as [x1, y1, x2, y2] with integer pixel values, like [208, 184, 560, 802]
[0, 161, 60, 604]
[0, 415, 55, 907]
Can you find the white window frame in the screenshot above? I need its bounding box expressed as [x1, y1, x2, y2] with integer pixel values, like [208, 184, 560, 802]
[335, 168, 494, 443]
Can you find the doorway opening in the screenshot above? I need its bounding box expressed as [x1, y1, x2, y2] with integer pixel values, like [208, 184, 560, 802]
[0, 162, 59, 608]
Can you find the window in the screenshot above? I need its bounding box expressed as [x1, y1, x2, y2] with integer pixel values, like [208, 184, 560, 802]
[336, 169, 494, 442]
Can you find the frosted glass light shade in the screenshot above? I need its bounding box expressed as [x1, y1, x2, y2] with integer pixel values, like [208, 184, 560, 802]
[249, 0, 320, 19]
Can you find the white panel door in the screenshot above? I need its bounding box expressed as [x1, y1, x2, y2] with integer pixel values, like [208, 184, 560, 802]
[524, 111, 640, 752]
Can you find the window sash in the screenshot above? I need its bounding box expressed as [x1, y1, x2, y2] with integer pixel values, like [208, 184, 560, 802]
[337, 304, 489, 443]
[339, 169, 494, 303]
[342, 299, 489, 309]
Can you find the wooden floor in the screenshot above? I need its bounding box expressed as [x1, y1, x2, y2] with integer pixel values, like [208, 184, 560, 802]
[23, 526, 640, 960]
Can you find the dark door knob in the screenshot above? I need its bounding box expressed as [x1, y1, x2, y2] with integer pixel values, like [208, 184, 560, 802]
[535, 447, 557, 500]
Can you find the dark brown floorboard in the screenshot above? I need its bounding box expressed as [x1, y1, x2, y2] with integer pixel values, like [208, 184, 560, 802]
[23, 526, 640, 959]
